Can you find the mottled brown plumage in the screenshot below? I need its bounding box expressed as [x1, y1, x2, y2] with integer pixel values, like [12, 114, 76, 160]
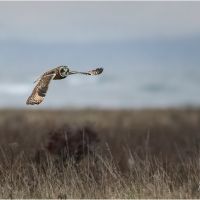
[26, 66, 103, 105]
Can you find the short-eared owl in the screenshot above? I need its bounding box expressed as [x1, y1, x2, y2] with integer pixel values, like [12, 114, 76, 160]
[26, 66, 103, 105]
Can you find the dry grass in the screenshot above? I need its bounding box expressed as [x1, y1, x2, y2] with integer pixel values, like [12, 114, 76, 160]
[0, 108, 200, 198]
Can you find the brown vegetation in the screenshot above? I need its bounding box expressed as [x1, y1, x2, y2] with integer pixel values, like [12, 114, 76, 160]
[0, 108, 200, 198]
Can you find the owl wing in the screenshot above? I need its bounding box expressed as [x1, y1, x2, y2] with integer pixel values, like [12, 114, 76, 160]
[26, 73, 56, 105]
[88, 68, 103, 75]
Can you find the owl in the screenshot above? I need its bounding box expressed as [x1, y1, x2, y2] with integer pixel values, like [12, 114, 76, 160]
[26, 66, 103, 105]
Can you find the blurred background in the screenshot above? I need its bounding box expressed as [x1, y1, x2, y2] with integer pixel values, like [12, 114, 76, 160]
[0, 1, 200, 109]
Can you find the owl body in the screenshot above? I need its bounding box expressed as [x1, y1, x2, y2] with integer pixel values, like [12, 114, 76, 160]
[43, 66, 67, 80]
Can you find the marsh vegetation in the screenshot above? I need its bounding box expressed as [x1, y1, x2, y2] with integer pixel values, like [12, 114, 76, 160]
[0, 109, 199, 198]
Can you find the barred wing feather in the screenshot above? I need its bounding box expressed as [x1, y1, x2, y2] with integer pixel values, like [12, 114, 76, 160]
[26, 73, 56, 105]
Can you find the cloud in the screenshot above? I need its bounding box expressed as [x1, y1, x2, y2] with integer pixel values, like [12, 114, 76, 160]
[0, 2, 200, 44]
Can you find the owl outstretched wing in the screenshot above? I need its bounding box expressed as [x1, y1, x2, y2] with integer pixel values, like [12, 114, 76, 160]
[68, 67, 103, 76]
[26, 73, 56, 105]
[88, 68, 103, 75]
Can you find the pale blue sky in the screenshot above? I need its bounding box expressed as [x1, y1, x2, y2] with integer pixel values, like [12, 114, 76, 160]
[1, 2, 200, 43]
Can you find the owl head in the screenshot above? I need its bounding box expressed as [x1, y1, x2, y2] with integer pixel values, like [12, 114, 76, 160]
[59, 66, 70, 77]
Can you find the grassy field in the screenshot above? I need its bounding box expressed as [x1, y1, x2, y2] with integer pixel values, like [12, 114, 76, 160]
[0, 108, 200, 198]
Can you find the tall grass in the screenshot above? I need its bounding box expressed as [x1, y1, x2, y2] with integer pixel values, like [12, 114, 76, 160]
[0, 109, 199, 198]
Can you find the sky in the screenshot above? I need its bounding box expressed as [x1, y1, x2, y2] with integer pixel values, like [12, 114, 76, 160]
[0, 1, 200, 109]
[1, 2, 200, 43]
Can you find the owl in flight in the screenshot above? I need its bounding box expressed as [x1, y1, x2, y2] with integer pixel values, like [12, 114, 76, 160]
[26, 66, 103, 105]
